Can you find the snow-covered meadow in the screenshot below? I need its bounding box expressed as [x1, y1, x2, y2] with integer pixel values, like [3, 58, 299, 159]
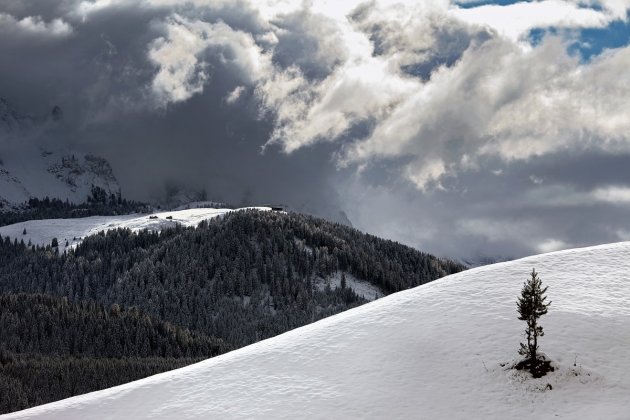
[0, 207, 270, 252]
[4, 241, 629, 419]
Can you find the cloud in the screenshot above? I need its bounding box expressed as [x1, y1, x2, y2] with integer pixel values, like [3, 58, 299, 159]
[0, 12, 73, 38]
[229, 1, 630, 199]
[148, 14, 272, 107]
[225, 85, 246, 104]
[294, 34, 630, 191]
[450, 0, 613, 42]
[259, 0, 487, 155]
[3, 0, 630, 261]
[74, 0, 130, 20]
[592, 186, 630, 204]
[537, 238, 568, 253]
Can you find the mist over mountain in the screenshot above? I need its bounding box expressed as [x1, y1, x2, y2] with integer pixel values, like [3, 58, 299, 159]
[0, 99, 120, 209]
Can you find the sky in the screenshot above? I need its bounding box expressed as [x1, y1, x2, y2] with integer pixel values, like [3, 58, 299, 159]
[1, 0, 630, 261]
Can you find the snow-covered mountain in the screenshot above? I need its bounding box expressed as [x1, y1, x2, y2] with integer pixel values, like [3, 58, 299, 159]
[0, 98, 120, 209]
[4, 241, 629, 419]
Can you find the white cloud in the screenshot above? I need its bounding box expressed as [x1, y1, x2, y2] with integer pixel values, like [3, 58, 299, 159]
[404, 159, 450, 191]
[334, 35, 630, 189]
[75, 0, 128, 19]
[148, 14, 271, 106]
[0, 13, 73, 38]
[261, 56, 418, 152]
[537, 238, 568, 253]
[259, 0, 458, 153]
[592, 0, 630, 19]
[225, 85, 246, 104]
[450, 0, 612, 42]
[592, 186, 630, 204]
[504, 184, 630, 208]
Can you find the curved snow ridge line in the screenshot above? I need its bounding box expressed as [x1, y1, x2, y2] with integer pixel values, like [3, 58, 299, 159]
[0, 207, 272, 253]
[4, 240, 630, 419]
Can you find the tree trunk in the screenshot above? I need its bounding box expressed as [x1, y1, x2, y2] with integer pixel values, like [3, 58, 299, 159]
[530, 318, 537, 365]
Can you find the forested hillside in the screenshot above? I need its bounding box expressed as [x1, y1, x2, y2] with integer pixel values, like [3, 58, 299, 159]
[0, 210, 464, 347]
[0, 186, 146, 227]
[0, 294, 229, 358]
[0, 210, 465, 414]
[0, 294, 229, 414]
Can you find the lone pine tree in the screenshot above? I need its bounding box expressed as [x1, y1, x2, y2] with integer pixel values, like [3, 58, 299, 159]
[516, 268, 552, 377]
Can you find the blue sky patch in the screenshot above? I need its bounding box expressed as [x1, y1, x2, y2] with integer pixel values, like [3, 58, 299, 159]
[573, 19, 630, 59]
[455, 0, 528, 8]
[527, 19, 630, 61]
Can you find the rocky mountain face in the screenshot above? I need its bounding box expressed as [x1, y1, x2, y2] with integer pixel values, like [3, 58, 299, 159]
[0, 98, 120, 209]
[0, 98, 36, 133]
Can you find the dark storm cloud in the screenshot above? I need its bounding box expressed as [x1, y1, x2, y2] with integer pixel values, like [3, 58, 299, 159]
[343, 152, 630, 259]
[3, 0, 630, 261]
[0, 0, 346, 221]
[0, 0, 70, 20]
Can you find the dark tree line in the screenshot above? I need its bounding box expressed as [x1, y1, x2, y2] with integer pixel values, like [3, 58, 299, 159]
[0, 210, 464, 349]
[0, 355, 203, 414]
[0, 293, 229, 359]
[0, 210, 465, 413]
[0, 293, 229, 414]
[0, 186, 147, 227]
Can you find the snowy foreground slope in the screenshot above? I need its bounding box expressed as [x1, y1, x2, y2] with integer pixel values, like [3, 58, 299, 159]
[4, 242, 630, 420]
[0, 207, 269, 252]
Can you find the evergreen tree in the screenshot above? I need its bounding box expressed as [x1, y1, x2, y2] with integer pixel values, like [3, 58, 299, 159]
[517, 268, 551, 371]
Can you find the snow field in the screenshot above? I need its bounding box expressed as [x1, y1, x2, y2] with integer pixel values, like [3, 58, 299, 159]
[0, 207, 270, 252]
[4, 241, 629, 419]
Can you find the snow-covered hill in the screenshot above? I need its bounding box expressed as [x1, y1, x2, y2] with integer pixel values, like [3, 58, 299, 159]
[0, 207, 270, 252]
[4, 241, 629, 419]
[0, 98, 120, 208]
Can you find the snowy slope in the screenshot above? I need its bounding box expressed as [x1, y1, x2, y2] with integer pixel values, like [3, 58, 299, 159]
[0, 207, 270, 252]
[4, 242, 630, 420]
[315, 271, 384, 301]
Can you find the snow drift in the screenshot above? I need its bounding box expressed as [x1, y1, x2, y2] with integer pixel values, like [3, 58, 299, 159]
[3, 241, 630, 419]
